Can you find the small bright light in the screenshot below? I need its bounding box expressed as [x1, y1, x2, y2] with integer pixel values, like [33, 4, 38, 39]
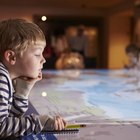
[41, 16, 47, 21]
[41, 92, 47, 97]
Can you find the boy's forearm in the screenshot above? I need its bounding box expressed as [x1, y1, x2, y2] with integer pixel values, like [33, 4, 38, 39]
[14, 90, 31, 99]
[0, 114, 56, 138]
[0, 114, 43, 137]
[10, 94, 29, 116]
[40, 115, 55, 131]
[14, 77, 36, 98]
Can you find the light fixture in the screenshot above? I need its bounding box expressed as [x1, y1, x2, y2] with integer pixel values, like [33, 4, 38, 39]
[41, 16, 47, 21]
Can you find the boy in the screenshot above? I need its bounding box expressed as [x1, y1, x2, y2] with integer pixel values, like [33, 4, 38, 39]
[0, 18, 66, 138]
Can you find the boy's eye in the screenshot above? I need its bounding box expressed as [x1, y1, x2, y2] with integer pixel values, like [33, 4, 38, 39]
[35, 54, 41, 56]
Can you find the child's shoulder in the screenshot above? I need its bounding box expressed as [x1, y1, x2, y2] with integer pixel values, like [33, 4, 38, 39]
[0, 62, 9, 77]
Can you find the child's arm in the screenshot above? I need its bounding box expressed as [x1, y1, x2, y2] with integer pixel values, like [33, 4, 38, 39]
[0, 73, 66, 138]
[10, 73, 42, 116]
[0, 114, 66, 137]
[0, 74, 40, 137]
[10, 94, 28, 116]
[14, 72, 42, 98]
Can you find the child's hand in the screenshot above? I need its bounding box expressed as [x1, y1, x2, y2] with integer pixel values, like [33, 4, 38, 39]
[19, 72, 42, 84]
[14, 73, 42, 98]
[54, 116, 67, 130]
[41, 115, 67, 131]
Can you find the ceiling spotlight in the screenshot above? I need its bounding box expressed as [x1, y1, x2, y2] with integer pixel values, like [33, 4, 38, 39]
[41, 16, 47, 21]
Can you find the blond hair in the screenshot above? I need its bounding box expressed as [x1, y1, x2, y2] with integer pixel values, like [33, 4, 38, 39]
[0, 18, 46, 59]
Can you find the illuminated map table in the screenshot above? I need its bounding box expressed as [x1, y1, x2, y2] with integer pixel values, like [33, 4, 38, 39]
[28, 69, 140, 140]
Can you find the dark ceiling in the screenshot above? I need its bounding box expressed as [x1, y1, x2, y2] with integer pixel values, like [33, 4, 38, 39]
[0, 0, 136, 17]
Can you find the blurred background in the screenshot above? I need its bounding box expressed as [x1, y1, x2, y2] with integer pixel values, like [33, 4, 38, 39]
[0, 0, 140, 69]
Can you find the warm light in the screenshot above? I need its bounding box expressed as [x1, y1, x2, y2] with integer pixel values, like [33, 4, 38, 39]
[41, 92, 47, 97]
[41, 16, 47, 21]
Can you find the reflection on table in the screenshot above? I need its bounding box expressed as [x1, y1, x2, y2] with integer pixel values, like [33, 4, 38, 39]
[27, 69, 140, 140]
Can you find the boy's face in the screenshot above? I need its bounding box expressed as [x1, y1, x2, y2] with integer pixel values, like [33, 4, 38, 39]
[15, 41, 46, 78]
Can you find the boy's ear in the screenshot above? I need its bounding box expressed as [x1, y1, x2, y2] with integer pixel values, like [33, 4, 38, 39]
[4, 50, 16, 65]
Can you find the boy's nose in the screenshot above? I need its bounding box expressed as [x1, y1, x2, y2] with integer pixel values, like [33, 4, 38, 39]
[42, 56, 46, 64]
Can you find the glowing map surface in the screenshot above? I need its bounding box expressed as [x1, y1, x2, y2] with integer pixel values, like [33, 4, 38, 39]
[29, 69, 140, 140]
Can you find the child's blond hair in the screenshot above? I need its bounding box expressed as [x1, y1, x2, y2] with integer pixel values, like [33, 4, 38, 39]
[0, 18, 46, 59]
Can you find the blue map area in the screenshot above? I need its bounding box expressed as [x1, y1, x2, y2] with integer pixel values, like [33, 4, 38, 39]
[46, 69, 140, 120]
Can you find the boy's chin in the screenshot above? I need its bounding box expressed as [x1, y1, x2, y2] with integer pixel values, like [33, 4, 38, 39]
[26, 74, 39, 79]
[31, 75, 39, 79]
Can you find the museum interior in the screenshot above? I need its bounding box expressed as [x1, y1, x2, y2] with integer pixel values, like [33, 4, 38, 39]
[0, 0, 139, 69]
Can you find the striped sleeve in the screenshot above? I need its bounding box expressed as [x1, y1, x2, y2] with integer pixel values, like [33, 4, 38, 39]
[0, 114, 43, 137]
[10, 94, 29, 117]
[9, 79, 29, 116]
[0, 73, 10, 122]
[0, 70, 44, 137]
